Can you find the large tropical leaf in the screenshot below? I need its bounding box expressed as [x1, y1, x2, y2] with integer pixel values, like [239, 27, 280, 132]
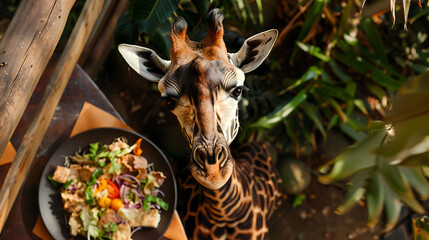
[335, 170, 370, 215]
[378, 159, 425, 214]
[375, 72, 429, 163]
[318, 130, 385, 183]
[251, 89, 308, 129]
[384, 71, 429, 123]
[191, 0, 210, 16]
[131, 0, 179, 36]
[382, 176, 402, 231]
[360, 18, 388, 66]
[289, 0, 326, 64]
[399, 167, 429, 199]
[366, 172, 384, 226]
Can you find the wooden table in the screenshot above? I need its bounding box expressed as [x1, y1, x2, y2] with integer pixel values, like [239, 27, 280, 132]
[0, 60, 122, 239]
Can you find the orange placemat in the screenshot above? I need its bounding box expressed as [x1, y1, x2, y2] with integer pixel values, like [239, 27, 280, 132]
[0, 142, 16, 166]
[32, 102, 187, 240]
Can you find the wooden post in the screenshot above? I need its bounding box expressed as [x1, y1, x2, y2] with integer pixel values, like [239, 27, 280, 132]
[0, 0, 76, 157]
[0, 0, 105, 231]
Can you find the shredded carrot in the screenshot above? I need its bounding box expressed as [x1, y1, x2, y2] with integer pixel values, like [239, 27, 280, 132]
[133, 138, 143, 156]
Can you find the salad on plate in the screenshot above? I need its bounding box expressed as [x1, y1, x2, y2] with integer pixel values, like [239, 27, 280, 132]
[48, 137, 169, 240]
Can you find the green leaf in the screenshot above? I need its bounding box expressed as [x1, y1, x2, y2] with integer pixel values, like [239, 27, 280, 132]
[114, 14, 138, 45]
[326, 98, 347, 123]
[376, 115, 429, 163]
[109, 159, 122, 174]
[191, 0, 210, 16]
[251, 89, 307, 129]
[297, 42, 330, 62]
[255, 0, 264, 25]
[47, 174, 60, 188]
[318, 130, 385, 183]
[360, 18, 388, 66]
[103, 222, 117, 233]
[290, 0, 326, 64]
[329, 60, 352, 83]
[132, 0, 179, 36]
[367, 84, 387, 102]
[384, 71, 429, 123]
[152, 20, 172, 58]
[399, 152, 429, 167]
[366, 172, 384, 226]
[339, 121, 366, 141]
[410, 6, 429, 23]
[282, 66, 322, 93]
[316, 82, 353, 102]
[301, 102, 326, 140]
[399, 167, 429, 199]
[353, 99, 368, 116]
[382, 176, 402, 231]
[62, 180, 73, 190]
[327, 114, 339, 130]
[89, 142, 99, 160]
[292, 194, 307, 208]
[368, 69, 402, 91]
[143, 194, 169, 211]
[335, 170, 370, 215]
[378, 159, 425, 214]
[85, 168, 103, 204]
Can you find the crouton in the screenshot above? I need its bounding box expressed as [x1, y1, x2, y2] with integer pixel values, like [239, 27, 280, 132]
[52, 166, 70, 183]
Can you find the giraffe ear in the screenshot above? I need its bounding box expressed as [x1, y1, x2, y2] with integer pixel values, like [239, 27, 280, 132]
[228, 29, 278, 73]
[118, 44, 171, 82]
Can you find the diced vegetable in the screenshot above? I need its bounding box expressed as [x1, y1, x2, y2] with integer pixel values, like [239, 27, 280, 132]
[133, 138, 143, 156]
[110, 198, 124, 211]
[98, 197, 111, 208]
[105, 179, 119, 198]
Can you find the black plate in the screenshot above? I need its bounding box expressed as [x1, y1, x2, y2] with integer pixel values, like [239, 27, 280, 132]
[38, 127, 177, 240]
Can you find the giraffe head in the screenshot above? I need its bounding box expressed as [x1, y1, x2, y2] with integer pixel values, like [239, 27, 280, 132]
[118, 9, 277, 190]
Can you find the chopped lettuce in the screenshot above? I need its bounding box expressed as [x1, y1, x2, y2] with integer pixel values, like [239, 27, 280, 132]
[80, 207, 102, 239]
[143, 195, 169, 211]
[102, 222, 117, 233]
[62, 179, 73, 190]
[85, 168, 103, 204]
[47, 173, 60, 188]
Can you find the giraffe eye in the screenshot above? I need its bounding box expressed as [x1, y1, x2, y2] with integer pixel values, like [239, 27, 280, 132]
[231, 86, 243, 100]
[162, 97, 178, 110]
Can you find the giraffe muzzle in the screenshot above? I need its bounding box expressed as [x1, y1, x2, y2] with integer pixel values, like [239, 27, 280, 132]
[190, 143, 233, 189]
[192, 144, 229, 169]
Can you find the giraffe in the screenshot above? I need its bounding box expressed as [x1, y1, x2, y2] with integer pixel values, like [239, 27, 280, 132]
[118, 8, 282, 239]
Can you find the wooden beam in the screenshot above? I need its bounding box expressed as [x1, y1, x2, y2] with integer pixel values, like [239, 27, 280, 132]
[78, 0, 117, 66]
[0, 0, 76, 157]
[82, 0, 129, 78]
[0, 0, 105, 231]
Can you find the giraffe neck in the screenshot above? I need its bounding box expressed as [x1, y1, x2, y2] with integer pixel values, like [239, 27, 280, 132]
[201, 158, 254, 223]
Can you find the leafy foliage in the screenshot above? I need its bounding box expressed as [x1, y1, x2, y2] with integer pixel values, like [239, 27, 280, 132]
[320, 72, 429, 230]
[234, 0, 429, 229]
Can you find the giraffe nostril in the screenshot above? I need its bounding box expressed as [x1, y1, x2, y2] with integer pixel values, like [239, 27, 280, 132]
[192, 147, 205, 170]
[218, 145, 229, 168]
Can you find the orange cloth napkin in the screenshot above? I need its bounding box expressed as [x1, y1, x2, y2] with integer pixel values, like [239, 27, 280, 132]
[0, 142, 16, 166]
[31, 102, 187, 240]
